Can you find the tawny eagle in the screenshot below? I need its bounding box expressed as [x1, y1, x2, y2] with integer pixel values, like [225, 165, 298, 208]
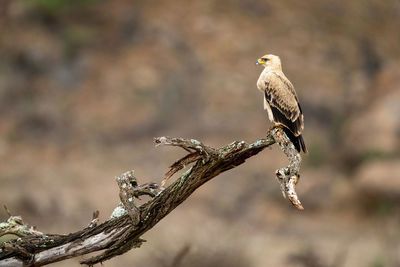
[256, 54, 307, 153]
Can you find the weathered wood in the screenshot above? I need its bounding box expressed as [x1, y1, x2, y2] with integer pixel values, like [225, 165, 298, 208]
[0, 128, 303, 266]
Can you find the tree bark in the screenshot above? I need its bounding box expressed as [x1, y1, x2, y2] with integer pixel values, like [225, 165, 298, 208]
[0, 127, 303, 266]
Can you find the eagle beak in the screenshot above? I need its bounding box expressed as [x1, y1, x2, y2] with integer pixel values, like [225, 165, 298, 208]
[255, 58, 263, 65]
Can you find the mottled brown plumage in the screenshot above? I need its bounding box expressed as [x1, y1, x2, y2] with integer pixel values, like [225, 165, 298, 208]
[256, 54, 307, 153]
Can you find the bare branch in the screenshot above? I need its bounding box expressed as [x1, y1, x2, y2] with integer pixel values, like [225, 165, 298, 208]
[271, 128, 304, 209]
[87, 211, 100, 228]
[0, 128, 303, 266]
[0, 216, 43, 239]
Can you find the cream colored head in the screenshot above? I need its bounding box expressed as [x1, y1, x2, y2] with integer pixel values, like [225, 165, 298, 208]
[256, 54, 282, 70]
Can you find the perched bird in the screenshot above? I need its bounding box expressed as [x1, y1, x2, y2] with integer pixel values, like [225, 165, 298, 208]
[256, 54, 307, 153]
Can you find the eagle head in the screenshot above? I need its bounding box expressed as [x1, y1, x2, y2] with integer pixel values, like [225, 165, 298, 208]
[256, 54, 282, 70]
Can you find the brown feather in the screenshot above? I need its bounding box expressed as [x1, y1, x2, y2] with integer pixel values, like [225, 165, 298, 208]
[266, 91, 304, 137]
[281, 127, 307, 153]
[264, 71, 302, 126]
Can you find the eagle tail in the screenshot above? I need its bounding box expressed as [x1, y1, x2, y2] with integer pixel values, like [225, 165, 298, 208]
[282, 127, 307, 153]
[298, 134, 307, 153]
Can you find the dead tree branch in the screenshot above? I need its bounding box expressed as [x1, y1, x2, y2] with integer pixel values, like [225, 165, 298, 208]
[0, 128, 303, 266]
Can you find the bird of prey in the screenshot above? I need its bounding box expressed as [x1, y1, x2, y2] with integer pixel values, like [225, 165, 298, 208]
[256, 54, 307, 153]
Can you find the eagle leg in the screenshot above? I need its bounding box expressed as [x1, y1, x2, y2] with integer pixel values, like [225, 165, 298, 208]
[267, 124, 284, 133]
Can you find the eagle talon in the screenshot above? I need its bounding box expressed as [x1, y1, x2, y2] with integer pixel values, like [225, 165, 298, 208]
[267, 124, 283, 133]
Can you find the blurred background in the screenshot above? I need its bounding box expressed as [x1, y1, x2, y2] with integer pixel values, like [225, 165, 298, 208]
[1, 0, 400, 266]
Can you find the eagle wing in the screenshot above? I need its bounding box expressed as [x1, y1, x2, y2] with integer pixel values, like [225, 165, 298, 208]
[264, 71, 304, 136]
